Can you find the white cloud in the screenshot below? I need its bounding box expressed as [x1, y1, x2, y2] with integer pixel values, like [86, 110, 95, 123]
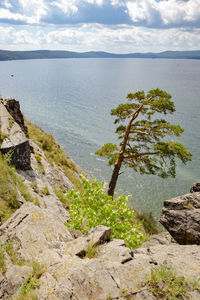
[125, 0, 200, 26]
[3, 0, 12, 9]
[0, 8, 31, 23]
[85, 0, 104, 5]
[0, 0, 200, 28]
[157, 0, 200, 24]
[126, 0, 156, 23]
[19, 0, 47, 22]
[0, 24, 200, 52]
[50, 0, 78, 15]
[0, 0, 200, 52]
[0, 0, 48, 24]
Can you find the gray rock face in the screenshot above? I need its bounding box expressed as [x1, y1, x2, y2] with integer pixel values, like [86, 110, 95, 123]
[3, 98, 28, 137]
[160, 192, 200, 244]
[0, 100, 31, 170]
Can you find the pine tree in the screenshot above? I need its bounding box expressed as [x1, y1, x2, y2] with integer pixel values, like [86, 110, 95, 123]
[95, 89, 192, 197]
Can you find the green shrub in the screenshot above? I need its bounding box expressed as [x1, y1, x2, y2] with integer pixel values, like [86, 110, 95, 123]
[67, 177, 145, 249]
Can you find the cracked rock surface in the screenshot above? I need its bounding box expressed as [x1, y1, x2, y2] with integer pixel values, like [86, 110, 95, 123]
[1, 203, 200, 300]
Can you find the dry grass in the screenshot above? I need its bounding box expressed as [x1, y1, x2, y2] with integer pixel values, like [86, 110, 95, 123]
[26, 120, 82, 188]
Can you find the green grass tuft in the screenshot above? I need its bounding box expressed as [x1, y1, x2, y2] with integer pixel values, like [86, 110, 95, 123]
[34, 153, 45, 174]
[40, 185, 50, 196]
[53, 187, 69, 208]
[148, 264, 189, 300]
[0, 241, 26, 273]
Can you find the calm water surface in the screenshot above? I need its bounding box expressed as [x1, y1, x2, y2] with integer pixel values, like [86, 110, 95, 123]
[0, 58, 200, 218]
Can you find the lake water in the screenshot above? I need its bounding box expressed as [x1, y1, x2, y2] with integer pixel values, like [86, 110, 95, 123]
[0, 58, 200, 218]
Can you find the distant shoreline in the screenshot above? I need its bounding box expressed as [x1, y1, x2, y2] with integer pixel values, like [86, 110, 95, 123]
[0, 49, 200, 61]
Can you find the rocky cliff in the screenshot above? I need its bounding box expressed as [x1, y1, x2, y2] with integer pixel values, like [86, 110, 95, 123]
[0, 99, 200, 300]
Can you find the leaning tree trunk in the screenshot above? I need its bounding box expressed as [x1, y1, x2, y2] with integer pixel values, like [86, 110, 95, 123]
[107, 103, 144, 197]
[107, 158, 123, 197]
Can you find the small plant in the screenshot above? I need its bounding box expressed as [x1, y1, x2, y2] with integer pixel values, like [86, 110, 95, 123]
[137, 212, 159, 235]
[40, 185, 50, 196]
[0, 244, 6, 273]
[12, 290, 38, 300]
[20, 262, 45, 296]
[54, 187, 69, 208]
[3, 149, 13, 164]
[120, 289, 134, 299]
[31, 181, 39, 194]
[148, 264, 188, 300]
[0, 241, 25, 273]
[67, 177, 145, 249]
[34, 153, 45, 175]
[9, 118, 14, 130]
[0, 124, 8, 146]
[85, 243, 99, 259]
[190, 277, 200, 292]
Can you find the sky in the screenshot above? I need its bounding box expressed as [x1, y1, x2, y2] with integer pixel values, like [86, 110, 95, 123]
[0, 0, 200, 53]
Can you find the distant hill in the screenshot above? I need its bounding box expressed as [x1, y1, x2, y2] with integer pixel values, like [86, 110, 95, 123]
[0, 49, 200, 61]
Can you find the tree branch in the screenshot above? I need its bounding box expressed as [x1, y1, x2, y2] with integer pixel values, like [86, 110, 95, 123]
[123, 151, 160, 159]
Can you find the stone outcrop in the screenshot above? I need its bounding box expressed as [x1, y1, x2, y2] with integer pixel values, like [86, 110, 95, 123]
[2, 98, 28, 137]
[0, 99, 31, 169]
[160, 192, 200, 245]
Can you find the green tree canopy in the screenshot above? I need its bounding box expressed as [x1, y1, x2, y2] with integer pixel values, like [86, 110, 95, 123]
[95, 88, 192, 197]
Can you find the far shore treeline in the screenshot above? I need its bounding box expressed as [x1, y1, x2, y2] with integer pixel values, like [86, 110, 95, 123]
[0, 49, 200, 61]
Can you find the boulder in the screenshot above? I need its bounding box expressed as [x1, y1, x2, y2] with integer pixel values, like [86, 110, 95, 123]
[190, 182, 200, 193]
[63, 225, 111, 257]
[160, 192, 200, 244]
[0, 202, 73, 266]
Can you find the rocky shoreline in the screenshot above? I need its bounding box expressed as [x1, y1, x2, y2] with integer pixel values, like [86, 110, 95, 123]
[0, 98, 200, 299]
